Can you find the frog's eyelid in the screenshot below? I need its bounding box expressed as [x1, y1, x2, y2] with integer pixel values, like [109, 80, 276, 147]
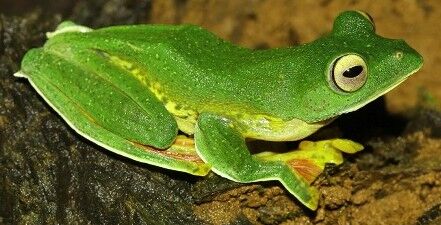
[355, 10, 376, 31]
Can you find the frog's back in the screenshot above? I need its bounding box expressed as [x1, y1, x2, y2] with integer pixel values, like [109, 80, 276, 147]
[55, 24, 250, 67]
[44, 24, 291, 119]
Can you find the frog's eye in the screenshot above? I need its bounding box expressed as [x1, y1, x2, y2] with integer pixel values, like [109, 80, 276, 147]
[329, 54, 367, 92]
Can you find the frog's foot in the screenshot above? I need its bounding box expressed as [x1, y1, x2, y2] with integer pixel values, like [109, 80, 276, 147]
[254, 139, 363, 184]
[194, 113, 322, 210]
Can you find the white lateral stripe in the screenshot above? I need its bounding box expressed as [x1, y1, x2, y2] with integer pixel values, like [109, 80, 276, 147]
[13, 71, 28, 78]
[46, 25, 92, 39]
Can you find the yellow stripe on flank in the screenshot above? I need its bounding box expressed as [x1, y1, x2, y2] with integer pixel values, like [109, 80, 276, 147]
[106, 53, 198, 134]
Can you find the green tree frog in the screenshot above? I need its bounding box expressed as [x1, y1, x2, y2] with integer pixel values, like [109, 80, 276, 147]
[15, 11, 423, 210]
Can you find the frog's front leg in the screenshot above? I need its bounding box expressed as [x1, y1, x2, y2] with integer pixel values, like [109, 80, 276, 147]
[194, 113, 319, 209]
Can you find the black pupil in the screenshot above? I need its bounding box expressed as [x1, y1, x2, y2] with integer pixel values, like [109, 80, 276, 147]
[343, 65, 363, 78]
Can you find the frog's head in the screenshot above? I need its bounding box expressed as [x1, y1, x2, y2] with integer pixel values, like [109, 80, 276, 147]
[298, 11, 423, 123]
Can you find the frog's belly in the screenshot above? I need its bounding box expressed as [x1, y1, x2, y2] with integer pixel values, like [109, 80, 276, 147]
[172, 108, 334, 141]
[236, 116, 335, 141]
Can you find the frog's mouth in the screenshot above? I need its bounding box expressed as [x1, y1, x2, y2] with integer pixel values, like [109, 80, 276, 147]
[340, 64, 422, 114]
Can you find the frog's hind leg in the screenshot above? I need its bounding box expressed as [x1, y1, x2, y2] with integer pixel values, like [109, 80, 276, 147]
[194, 113, 320, 210]
[16, 46, 210, 175]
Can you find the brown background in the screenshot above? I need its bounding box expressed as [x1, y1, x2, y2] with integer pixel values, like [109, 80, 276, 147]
[149, 0, 438, 113]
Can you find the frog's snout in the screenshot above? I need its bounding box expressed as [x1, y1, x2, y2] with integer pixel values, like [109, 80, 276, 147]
[390, 40, 423, 75]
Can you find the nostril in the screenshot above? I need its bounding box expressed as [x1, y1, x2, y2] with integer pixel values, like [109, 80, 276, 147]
[393, 51, 404, 60]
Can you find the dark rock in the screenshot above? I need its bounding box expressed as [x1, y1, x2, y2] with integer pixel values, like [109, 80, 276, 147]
[0, 2, 205, 225]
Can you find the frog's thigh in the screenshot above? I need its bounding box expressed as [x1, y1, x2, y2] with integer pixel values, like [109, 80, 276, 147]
[194, 113, 319, 209]
[20, 48, 177, 149]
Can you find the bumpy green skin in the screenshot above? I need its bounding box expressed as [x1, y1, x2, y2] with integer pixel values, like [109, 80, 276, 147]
[16, 11, 423, 210]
